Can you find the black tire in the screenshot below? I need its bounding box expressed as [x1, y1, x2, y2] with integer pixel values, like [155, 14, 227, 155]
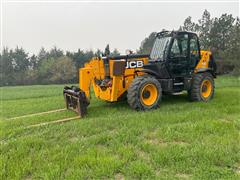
[188, 72, 215, 102]
[127, 75, 162, 110]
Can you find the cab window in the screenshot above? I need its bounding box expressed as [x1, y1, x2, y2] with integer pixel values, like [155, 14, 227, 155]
[170, 34, 188, 58]
[189, 35, 200, 65]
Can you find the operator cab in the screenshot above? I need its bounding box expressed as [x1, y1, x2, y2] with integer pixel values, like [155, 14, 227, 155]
[147, 31, 201, 77]
[143, 31, 202, 92]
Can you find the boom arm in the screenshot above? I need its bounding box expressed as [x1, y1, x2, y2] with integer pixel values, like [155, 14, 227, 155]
[79, 67, 94, 98]
[63, 55, 149, 117]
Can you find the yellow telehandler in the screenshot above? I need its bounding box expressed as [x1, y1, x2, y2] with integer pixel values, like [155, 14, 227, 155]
[63, 31, 217, 117]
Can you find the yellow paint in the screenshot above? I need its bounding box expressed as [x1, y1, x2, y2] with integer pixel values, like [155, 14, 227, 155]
[140, 83, 158, 106]
[201, 79, 212, 98]
[79, 56, 149, 102]
[79, 49, 212, 102]
[79, 67, 93, 98]
[194, 50, 211, 72]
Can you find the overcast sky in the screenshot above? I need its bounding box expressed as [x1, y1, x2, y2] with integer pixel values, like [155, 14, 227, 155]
[1, 1, 239, 54]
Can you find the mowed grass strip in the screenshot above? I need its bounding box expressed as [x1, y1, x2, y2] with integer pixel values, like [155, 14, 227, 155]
[0, 96, 65, 119]
[0, 76, 240, 179]
[0, 84, 65, 101]
[0, 84, 76, 118]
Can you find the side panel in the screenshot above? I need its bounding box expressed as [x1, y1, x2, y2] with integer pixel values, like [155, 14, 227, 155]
[195, 50, 211, 71]
[79, 57, 149, 102]
[79, 67, 93, 98]
[111, 76, 123, 101]
[79, 57, 104, 99]
[110, 57, 148, 100]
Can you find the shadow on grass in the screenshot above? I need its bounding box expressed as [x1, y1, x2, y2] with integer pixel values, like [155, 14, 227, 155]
[162, 93, 189, 105]
[86, 94, 190, 119]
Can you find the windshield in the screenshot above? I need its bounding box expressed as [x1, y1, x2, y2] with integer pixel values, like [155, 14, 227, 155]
[150, 37, 171, 61]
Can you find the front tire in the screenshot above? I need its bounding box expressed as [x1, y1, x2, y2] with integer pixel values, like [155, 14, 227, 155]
[188, 72, 215, 102]
[127, 75, 162, 110]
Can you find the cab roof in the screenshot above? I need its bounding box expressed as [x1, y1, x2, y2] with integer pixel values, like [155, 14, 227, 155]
[156, 30, 197, 38]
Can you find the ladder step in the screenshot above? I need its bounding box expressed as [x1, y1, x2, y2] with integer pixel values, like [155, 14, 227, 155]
[174, 82, 184, 85]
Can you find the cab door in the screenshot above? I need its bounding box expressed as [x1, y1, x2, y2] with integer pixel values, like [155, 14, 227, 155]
[167, 34, 189, 77]
[189, 34, 201, 71]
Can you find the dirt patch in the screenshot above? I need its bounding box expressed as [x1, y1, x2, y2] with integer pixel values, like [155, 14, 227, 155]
[155, 168, 170, 176]
[145, 131, 166, 146]
[170, 141, 189, 146]
[145, 129, 189, 147]
[135, 149, 150, 162]
[148, 138, 166, 145]
[146, 137, 189, 146]
[234, 165, 240, 174]
[145, 129, 158, 138]
[219, 118, 232, 123]
[96, 144, 108, 150]
[24, 174, 33, 180]
[69, 137, 79, 143]
[115, 173, 125, 180]
[176, 173, 191, 179]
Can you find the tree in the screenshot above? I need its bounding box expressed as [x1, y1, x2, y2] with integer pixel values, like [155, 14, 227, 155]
[11, 47, 30, 84]
[36, 57, 55, 84]
[138, 32, 157, 54]
[29, 54, 38, 69]
[37, 47, 49, 63]
[210, 14, 235, 52]
[49, 46, 64, 59]
[12, 47, 29, 72]
[111, 48, 121, 56]
[224, 17, 240, 75]
[68, 49, 80, 69]
[94, 49, 103, 57]
[0, 48, 14, 86]
[180, 16, 196, 32]
[66, 49, 94, 82]
[197, 10, 213, 49]
[50, 56, 76, 83]
[228, 17, 240, 57]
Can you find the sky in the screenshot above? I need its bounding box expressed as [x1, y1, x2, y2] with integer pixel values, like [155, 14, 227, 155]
[1, 0, 239, 55]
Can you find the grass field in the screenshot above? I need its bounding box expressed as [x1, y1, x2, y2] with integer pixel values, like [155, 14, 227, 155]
[0, 76, 240, 179]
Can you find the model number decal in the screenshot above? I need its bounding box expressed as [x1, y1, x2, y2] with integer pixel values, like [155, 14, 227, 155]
[126, 60, 144, 69]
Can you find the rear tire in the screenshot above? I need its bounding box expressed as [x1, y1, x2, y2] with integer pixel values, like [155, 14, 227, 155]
[127, 75, 162, 110]
[188, 72, 215, 102]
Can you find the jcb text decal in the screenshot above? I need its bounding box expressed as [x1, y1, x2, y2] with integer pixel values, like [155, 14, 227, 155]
[126, 60, 144, 69]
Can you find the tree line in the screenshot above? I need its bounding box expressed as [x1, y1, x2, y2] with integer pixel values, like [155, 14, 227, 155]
[1, 10, 239, 86]
[0, 47, 120, 86]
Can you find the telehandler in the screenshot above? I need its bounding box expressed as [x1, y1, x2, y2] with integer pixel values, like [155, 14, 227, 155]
[63, 31, 216, 117]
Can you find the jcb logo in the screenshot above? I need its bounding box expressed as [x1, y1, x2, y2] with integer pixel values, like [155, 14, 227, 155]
[126, 60, 144, 69]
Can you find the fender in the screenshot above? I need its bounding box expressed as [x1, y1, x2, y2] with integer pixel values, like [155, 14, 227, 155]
[195, 68, 216, 77]
[135, 69, 160, 77]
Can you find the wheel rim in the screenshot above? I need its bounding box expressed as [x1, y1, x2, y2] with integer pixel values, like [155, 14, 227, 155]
[141, 84, 158, 106]
[201, 80, 212, 98]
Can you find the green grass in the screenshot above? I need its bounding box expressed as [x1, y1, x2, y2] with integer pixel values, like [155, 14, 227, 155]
[0, 76, 240, 179]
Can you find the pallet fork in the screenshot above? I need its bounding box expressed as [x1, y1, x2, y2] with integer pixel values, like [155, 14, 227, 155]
[63, 86, 89, 117]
